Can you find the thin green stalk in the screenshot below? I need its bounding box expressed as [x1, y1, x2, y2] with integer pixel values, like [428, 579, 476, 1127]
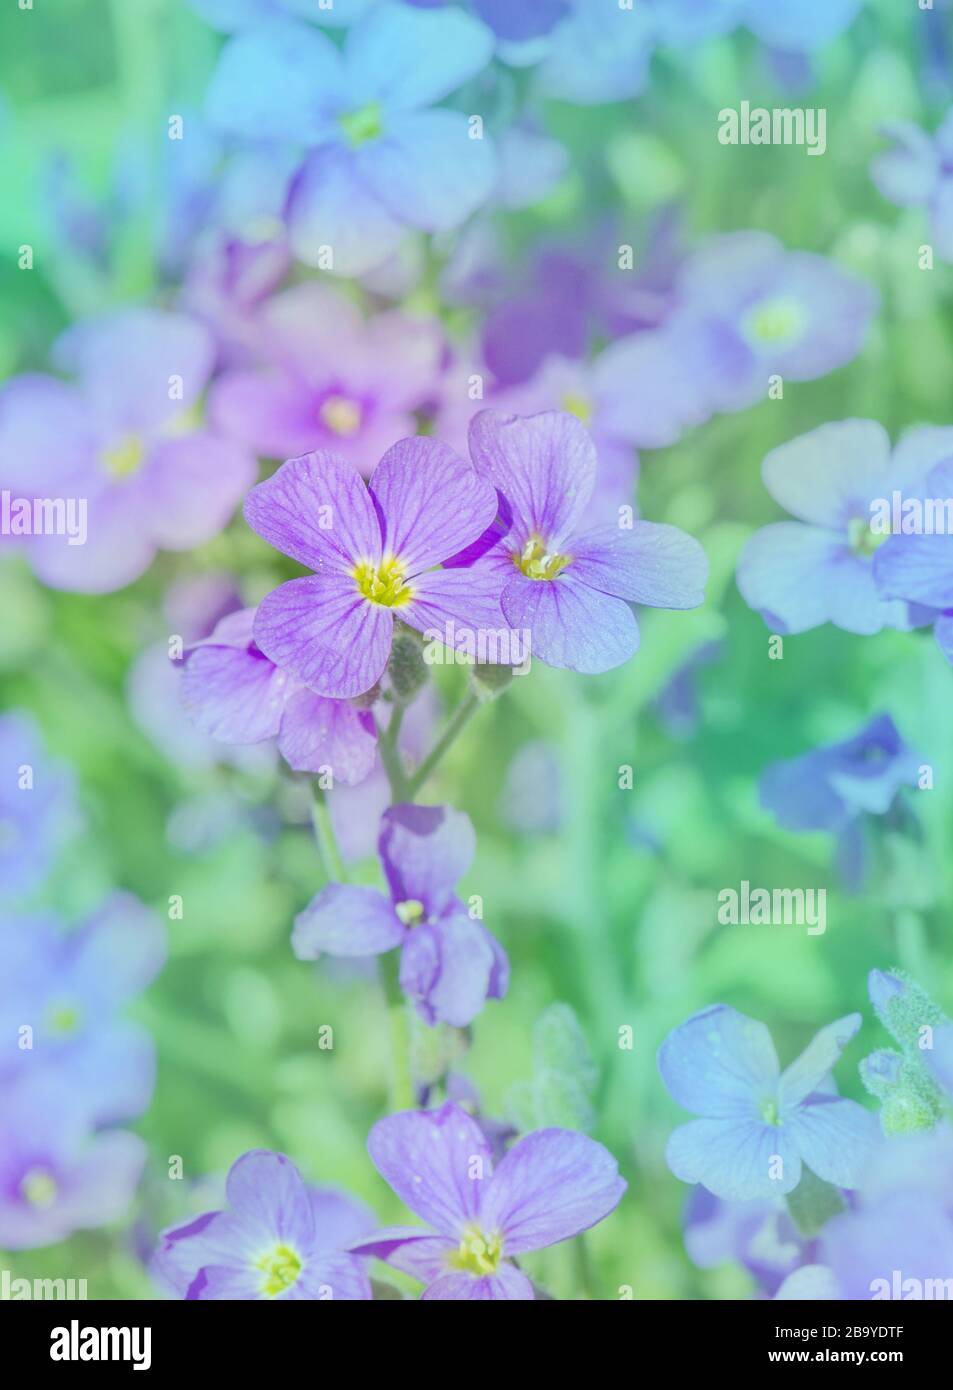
[310, 786, 346, 883]
[379, 951, 415, 1111]
[405, 691, 480, 798]
[378, 703, 408, 801]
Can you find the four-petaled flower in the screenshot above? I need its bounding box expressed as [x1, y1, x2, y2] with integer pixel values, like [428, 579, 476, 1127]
[293, 803, 508, 1028]
[658, 1005, 880, 1201]
[350, 1101, 626, 1299]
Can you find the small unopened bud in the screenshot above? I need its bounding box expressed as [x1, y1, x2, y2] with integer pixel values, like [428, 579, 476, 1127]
[468, 663, 515, 702]
[387, 629, 428, 702]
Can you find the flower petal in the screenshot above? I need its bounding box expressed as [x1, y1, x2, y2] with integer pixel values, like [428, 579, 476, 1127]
[399, 915, 498, 1028]
[569, 521, 708, 608]
[292, 884, 404, 958]
[501, 572, 639, 673]
[784, 1095, 880, 1190]
[223, 1150, 315, 1250]
[422, 1266, 534, 1300]
[288, 146, 404, 279]
[780, 1014, 863, 1110]
[366, 1102, 492, 1236]
[344, 2, 493, 111]
[761, 420, 893, 526]
[368, 437, 498, 573]
[277, 689, 377, 783]
[666, 1117, 802, 1200]
[253, 575, 393, 699]
[379, 802, 475, 913]
[244, 452, 381, 574]
[658, 1005, 780, 1118]
[480, 1129, 625, 1255]
[358, 110, 496, 232]
[468, 409, 596, 548]
[181, 621, 291, 744]
[205, 18, 345, 142]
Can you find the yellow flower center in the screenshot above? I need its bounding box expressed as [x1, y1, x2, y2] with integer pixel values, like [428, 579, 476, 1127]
[760, 1097, 780, 1127]
[561, 391, 593, 426]
[320, 395, 362, 437]
[848, 516, 888, 557]
[353, 556, 412, 607]
[21, 1168, 58, 1208]
[339, 101, 383, 147]
[514, 535, 571, 581]
[449, 1225, 503, 1277]
[101, 434, 145, 478]
[256, 1244, 302, 1297]
[47, 1002, 81, 1036]
[395, 898, 425, 926]
[743, 297, 803, 346]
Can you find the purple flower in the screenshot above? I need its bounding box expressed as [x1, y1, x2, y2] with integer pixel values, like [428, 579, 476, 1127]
[819, 1125, 953, 1299]
[151, 1150, 374, 1299]
[205, 6, 496, 277]
[350, 1102, 625, 1298]
[456, 409, 707, 674]
[0, 1076, 145, 1250]
[210, 282, 443, 475]
[737, 421, 947, 636]
[653, 0, 861, 51]
[0, 711, 77, 899]
[405, 0, 570, 44]
[874, 455, 953, 666]
[658, 1005, 880, 1201]
[0, 309, 255, 593]
[181, 607, 379, 784]
[683, 1186, 812, 1298]
[244, 439, 502, 699]
[872, 111, 953, 261]
[293, 803, 508, 1028]
[665, 234, 877, 417]
[0, 894, 165, 1124]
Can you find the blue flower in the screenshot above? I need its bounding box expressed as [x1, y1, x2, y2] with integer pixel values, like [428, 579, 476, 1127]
[658, 1005, 880, 1201]
[872, 110, 953, 262]
[653, 0, 861, 53]
[0, 711, 76, 900]
[737, 421, 949, 637]
[874, 456, 953, 667]
[205, 4, 496, 276]
[0, 894, 166, 1125]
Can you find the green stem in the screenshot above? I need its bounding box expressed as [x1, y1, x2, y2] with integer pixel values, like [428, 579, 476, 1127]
[378, 703, 408, 802]
[405, 691, 480, 799]
[310, 786, 346, 883]
[379, 951, 415, 1111]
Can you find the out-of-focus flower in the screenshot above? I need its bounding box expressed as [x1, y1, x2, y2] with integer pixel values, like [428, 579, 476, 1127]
[0, 1077, 146, 1250]
[181, 607, 379, 783]
[293, 803, 508, 1027]
[205, 5, 496, 276]
[351, 1101, 625, 1298]
[0, 309, 255, 592]
[874, 456, 953, 666]
[658, 1005, 879, 1201]
[651, 0, 861, 52]
[819, 1124, 953, 1298]
[244, 441, 502, 699]
[190, 0, 376, 28]
[0, 894, 165, 1124]
[683, 1185, 812, 1297]
[0, 711, 77, 899]
[456, 410, 707, 674]
[498, 739, 563, 835]
[737, 422, 948, 636]
[759, 714, 921, 841]
[653, 639, 723, 739]
[871, 110, 953, 261]
[151, 1149, 374, 1299]
[668, 234, 877, 417]
[210, 282, 443, 474]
